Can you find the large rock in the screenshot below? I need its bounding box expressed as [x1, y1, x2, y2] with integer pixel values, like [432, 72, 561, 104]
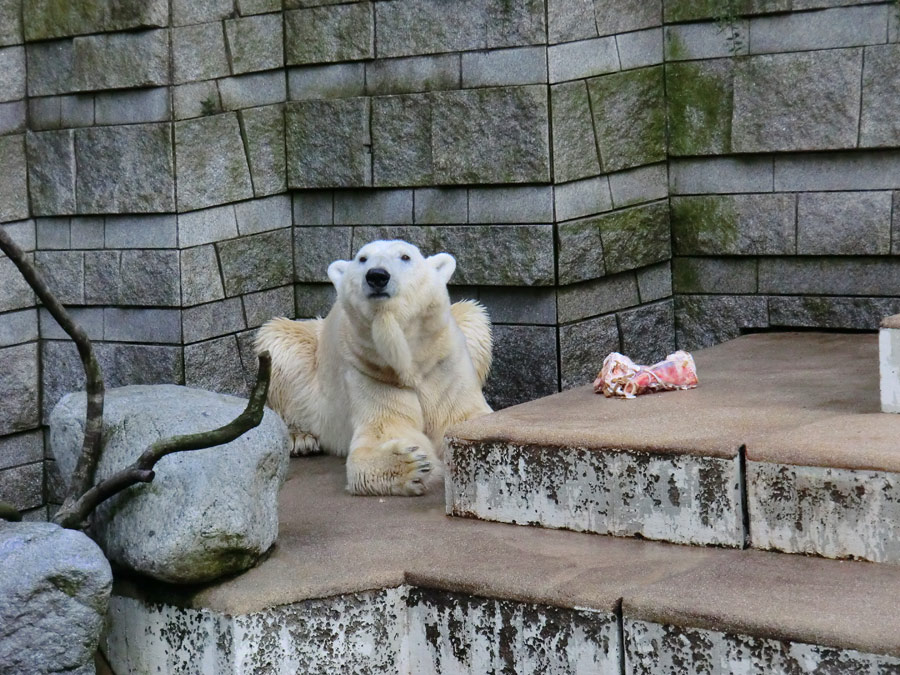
[50, 385, 290, 584]
[0, 521, 112, 675]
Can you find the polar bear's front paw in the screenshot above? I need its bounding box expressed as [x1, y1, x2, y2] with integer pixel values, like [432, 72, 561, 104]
[290, 431, 321, 457]
[347, 440, 439, 496]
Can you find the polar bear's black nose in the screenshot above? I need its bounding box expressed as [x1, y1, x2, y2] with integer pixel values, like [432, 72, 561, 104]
[366, 268, 391, 289]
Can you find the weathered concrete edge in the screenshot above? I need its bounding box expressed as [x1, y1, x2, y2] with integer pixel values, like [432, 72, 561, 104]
[622, 606, 900, 672]
[445, 439, 745, 548]
[444, 433, 741, 462]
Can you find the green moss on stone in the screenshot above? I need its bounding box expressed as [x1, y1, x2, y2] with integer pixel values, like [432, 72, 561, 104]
[671, 196, 739, 255]
[598, 201, 670, 275]
[588, 66, 666, 172]
[667, 60, 734, 156]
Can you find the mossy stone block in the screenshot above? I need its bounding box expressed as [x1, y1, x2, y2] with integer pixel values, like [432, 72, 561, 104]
[24, 0, 168, 41]
[432, 85, 550, 184]
[175, 114, 253, 212]
[598, 201, 670, 275]
[551, 81, 601, 184]
[285, 3, 374, 66]
[76, 124, 175, 213]
[667, 60, 733, 157]
[241, 105, 286, 197]
[671, 194, 796, 256]
[372, 94, 434, 187]
[1, 134, 31, 221]
[286, 98, 371, 188]
[587, 66, 665, 173]
[558, 217, 605, 285]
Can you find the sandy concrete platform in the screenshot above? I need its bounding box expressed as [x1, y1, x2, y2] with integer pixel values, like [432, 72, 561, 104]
[451, 332, 892, 471]
[113, 454, 900, 660]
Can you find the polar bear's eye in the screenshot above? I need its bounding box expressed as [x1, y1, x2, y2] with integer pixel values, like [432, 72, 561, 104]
[401, 254, 410, 261]
[359, 256, 367, 263]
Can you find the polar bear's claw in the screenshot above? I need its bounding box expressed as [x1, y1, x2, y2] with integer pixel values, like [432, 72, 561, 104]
[290, 431, 321, 457]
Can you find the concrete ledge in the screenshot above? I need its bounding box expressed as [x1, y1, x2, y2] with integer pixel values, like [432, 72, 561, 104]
[445, 440, 744, 547]
[881, 317, 900, 412]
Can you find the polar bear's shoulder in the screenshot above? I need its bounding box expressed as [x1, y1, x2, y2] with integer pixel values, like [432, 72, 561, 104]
[450, 300, 492, 387]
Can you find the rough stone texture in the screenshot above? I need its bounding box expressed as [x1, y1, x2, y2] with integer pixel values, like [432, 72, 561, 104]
[23, 0, 168, 41]
[771, 296, 900, 331]
[671, 194, 796, 256]
[0, 429, 42, 470]
[217, 228, 293, 296]
[182, 298, 246, 344]
[367, 54, 461, 96]
[285, 4, 373, 65]
[558, 216, 606, 285]
[547, 0, 599, 44]
[673, 257, 758, 295]
[94, 88, 170, 126]
[598, 201, 671, 275]
[0, 0, 22, 46]
[294, 226, 351, 282]
[431, 85, 550, 184]
[177, 204, 238, 249]
[446, 440, 744, 547]
[860, 44, 900, 147]
[286, 98, 371, 188]
[559, 314, 619, 390]
[41, 340, 183, 421]
[588, 66, 666, 172]
[0, 256, 35, 314]
[609, 163, 668, 210]
[241, 105, 287, 197]
[749, 4, 888, 55]
[748, 462, 900, 564]
[219, 71, 286, 112]
[50, 385, 290, 583]
[478, 287, 557, 326]
[467, 186, 553, 224]
[670, 156, 775, 195]
[759, 257, 900, 296]
[184, 335, 250, 396]
[0, 461, 42, 510]
[484, 325, 558, 409]
[243, 286, 294, 328]
[353, 225, 555, 286]
[732, 49, 863, 152]
[594, 0, 662, 37]
[461, 46, 547, 88]
[551, 80, 602, 183]
[26, 130, 75, 216]
[83, 249, 180, 306]
[638, 262, 673, 304]
[1, 134, 31, 221]
[71, 30, 168, 92]
[295, 283, 337, 318]
[0, 46, 25, 103]
[625, 618, 900, 675]
[334, 189, 413, 225]
[34, 250, 84, 304]
[370, 93, 432, 187]
[0, 522, 112, 675]
[666, 59, 734, 157]
[0, 342, 38, 436]
[175, 114, 254, 212]
[172, 0, 233, 26]
[797, 191, 892, 255]
[180, 244, 226, 307]
[675, 295, 768, 350]
[558, 273, 641, 323]
[619, 300, 676, 365]
[172, 22, 230, 84]
[413, 188, 467, 224]
[409, 589, 619, 674]
[226, 14, 284, 75]
[0, 309, 38, 348]
[555, 175, 613, 222]
[376, 0, 546, 58]
[76, 124, 175, 214]
[548, 35, 619, 83]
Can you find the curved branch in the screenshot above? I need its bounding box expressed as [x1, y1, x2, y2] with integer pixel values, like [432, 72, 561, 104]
[0, 225, 105, 512]
[53, 352, 272, 530]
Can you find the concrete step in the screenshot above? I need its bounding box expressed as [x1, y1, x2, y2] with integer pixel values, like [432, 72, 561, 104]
[102, 457, 900, 674]
[447, 332, 900, 564]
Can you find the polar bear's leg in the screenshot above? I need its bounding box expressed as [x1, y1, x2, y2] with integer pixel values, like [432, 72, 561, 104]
[346, 432, 438, 496]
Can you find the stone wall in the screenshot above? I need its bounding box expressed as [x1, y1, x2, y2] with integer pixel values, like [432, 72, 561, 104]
[1, 0, 898, 519]
[666, 0, 900, 348]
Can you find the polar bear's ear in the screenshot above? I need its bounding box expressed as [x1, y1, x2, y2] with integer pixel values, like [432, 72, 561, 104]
[327, 259, 349, 288]
[427, 252, 456, 284]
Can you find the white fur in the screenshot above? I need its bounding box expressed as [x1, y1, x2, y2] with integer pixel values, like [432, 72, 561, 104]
[256, 240, 493, 496]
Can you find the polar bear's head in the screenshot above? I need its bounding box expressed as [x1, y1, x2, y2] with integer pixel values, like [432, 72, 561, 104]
[327, 239, 456, 316]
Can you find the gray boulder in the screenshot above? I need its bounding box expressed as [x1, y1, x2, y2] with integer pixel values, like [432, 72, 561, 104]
[50, 385, 290, 584]
[0, 521, 112, 675]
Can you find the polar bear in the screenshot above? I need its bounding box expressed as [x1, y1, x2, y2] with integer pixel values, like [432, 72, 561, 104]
[255, 239, 493, 496]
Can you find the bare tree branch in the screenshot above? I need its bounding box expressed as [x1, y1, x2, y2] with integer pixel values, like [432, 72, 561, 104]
[0, 500, 22, 522]
[0, 225, 105, 514]
[53, 352, 272, 530]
